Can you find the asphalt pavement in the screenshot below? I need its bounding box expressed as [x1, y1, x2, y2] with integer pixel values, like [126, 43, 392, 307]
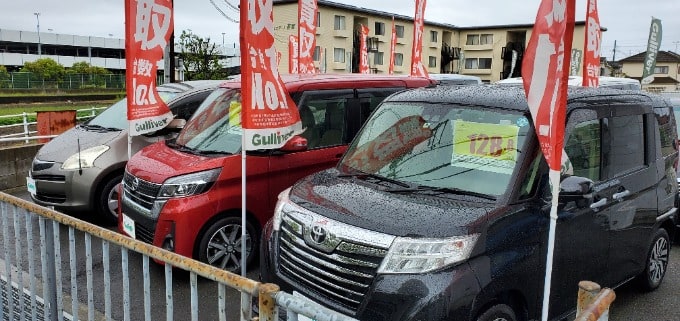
[2, 187, 679, 321]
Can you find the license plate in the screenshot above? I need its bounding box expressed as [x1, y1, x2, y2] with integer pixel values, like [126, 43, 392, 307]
[293, 291, 317, 321]
[122, 214, 136, 239]
[26, 177, 36, 196]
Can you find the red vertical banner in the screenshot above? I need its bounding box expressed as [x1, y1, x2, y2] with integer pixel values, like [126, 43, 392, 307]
[288, 35, 299, 73]
[410, 0, 428, 77]
[124, 0, 174, 136]
[389, 17, 396, 74]
[359, 24, 370, 74]
[583, 0, 601, 87]
[298, 0, 318, 74]
[522, 0, 575, 172]
[240, 0, 303, 151]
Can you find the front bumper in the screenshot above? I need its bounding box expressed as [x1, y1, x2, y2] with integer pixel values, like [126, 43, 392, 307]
[29, 162, 101, 212]
[259, 221, 481, 321]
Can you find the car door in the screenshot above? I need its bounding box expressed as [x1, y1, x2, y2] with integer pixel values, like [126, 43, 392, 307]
[601, 104, 658, 286]
[268, 89, 355, 201]
[549, 107, 611, 319]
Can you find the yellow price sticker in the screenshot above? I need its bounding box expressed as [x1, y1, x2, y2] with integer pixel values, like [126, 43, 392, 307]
[452, 120, 519, 173]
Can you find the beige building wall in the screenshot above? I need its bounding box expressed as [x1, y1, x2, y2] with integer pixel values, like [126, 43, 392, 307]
[274, 2, 588, 83]
[621, 61, 680, 91]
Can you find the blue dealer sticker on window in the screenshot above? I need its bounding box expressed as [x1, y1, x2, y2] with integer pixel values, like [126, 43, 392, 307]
[516, 117, 529, 128]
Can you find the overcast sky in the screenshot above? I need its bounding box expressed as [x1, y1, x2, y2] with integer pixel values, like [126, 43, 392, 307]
[3, 0, 679, 61]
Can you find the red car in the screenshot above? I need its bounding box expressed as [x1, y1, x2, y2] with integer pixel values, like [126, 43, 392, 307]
[118, 74, 435, 272]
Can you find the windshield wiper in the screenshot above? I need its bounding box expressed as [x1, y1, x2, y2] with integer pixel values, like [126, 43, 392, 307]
[338, 172, 412, 188]
[385, 185, 496, 200]
[80, 124, 121, 132]
[167, 141, 230, 156]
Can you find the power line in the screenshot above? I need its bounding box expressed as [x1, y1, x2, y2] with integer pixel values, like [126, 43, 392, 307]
[209, 0, 239, 23]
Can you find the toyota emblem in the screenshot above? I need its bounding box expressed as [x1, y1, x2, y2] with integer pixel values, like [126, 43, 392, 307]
[130, 177, 140, 191]
[310, 225, 327, 244]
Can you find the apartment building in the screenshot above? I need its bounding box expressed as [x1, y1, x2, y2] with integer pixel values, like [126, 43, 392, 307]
[273, 0, 588, 83]
[618, 50, 680, 92]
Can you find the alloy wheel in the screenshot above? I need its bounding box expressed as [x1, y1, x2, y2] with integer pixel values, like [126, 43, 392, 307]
[648, 236, 668, 284]
[205, 223, 252, 271]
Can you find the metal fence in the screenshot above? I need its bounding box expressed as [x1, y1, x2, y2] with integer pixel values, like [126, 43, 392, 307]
[0, 192, 358, 321]
[0, 107, 105, 144]
[0, 73, 126, 90]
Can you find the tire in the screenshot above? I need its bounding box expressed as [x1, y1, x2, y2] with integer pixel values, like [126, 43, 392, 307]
[476, 304, 517, 321]
[96, 174, 123, 225]
[197, 216, 258, 273]
[635, 228, 670, 292]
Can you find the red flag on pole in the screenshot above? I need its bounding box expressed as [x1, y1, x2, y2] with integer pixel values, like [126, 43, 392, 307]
[389, 17, 397, 75]
[359, 24, 370, 74]
[298, 0, 318, 74]
[240, 0, 303, 151]
[521, 1, 575, 320]
[288, 35, 299, 73]
[583, 0, 601, 87]
[124, 0, 174, 136]
[410, 0, 428, 77]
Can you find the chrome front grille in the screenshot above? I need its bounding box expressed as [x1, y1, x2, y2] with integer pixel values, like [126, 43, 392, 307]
[277, 207, 394, 313]
[122, 171, 161, 212]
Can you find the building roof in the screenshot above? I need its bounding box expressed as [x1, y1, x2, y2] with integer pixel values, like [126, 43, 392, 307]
[618, 51, 680, 63]
[630, 76, 679, 84]
[273, 0, 588, 30]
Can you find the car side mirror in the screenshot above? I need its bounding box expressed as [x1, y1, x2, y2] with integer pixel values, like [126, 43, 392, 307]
[167, 118, 186, 129]
[280, 136, 308, 152]
[558, 175, 594, 208]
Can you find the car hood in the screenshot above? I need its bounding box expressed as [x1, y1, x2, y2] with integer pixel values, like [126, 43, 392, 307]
[35, 126, 123, 163]
[126, 141, 231, 183]
[290, 169, 494, 238]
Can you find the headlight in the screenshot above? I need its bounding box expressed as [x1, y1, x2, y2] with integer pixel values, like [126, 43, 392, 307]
[158, 168, 221, 198]
[378, 234, 479, 274]
[61, 145, 110, 170]
[272, 188, 292, 231]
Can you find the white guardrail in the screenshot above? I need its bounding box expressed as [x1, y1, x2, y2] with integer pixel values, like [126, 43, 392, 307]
[0, 107, 106, 143]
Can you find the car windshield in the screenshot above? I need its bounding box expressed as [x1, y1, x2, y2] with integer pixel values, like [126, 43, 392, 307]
[174, 88, 243, 154]
[86, 91, 179, 130]
[339, 102, 532, 196]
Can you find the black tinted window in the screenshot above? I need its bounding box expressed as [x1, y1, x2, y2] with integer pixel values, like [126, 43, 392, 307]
[565, 110, 601, 181]
[604, 115, 645, 178]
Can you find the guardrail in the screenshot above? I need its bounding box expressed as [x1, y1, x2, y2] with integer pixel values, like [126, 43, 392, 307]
[0, 191, 358, 321]
[0, 107, 105, 144]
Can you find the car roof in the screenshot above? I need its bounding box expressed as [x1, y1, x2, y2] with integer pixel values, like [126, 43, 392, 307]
[495, 76, 641, 89]
[386, 85, 657, 113]
[429, 73, 482, 82]
[220, 73, 435, 91]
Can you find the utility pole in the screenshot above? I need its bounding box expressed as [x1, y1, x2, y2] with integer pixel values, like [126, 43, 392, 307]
[612, 40, 616, 61]
[673, 41, 680, 53]
[34, 12, 41, 56]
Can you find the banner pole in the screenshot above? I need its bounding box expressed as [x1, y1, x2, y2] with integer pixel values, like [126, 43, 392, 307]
[541, 169, 561, 321]
[241, 139, 247, 277]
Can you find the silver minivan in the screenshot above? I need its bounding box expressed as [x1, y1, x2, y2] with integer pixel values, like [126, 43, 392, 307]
[28, 80, 224, 223]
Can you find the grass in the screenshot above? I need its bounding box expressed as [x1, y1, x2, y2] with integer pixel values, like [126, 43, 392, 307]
[0, 102, 114, 125]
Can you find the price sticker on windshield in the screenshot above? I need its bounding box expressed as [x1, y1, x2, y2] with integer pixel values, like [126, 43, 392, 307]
[452, 120, 519, 174]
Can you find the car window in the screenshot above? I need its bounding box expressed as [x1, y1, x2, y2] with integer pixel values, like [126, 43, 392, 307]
[171, 90, 212, 121]
[87, 91, 178, 130]
[603, 114, 645, 178]
[565, 109, 601, 181]
[296, 89, 354, 149]
[656, 106, 677, 158]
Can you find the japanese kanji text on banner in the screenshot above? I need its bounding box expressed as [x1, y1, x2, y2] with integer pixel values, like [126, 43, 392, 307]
[240, 0, 303, 151]
[298, 0, 318, 74]
[410, 0, 428, 77]
[125, 0, 174, 136]
[359, 25, 370, 74]
[583, 0, 601, 87]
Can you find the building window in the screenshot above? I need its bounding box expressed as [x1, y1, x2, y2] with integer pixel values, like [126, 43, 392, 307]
[395, 25, 405, 38]
[466, 34, 480, 45]
[334, 48, 345, 63]
[480, 34, 493, 45]
[374, 52, 384, 65]
[465, 58, 493, 69]
[429, 56, 437, 68]
[394, 53, 404, 66]
[654, 66, 669, 74]
[334, 15, 346, 30]
[313, 46, 321, 61]
[430, 30, 438, 43]
[375, 22, 385, 36]
[316, 12, 321, 27]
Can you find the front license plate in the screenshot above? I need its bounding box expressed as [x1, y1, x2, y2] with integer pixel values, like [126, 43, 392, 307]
[122, 214, 136, 239]
[26, 177, 36, 196]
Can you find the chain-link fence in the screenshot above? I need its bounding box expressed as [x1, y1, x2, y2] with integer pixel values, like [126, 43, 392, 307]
[0, 72, 127, 90]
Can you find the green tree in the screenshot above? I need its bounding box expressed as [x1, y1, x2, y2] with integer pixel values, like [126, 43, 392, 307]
[178, 30, 228, 80]
[21, 58, 66, 81]
[68, 61, 111, 75]
[0, 65, 10, 88]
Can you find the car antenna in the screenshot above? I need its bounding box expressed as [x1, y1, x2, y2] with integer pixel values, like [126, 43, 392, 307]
[77, 136, 83, 175]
